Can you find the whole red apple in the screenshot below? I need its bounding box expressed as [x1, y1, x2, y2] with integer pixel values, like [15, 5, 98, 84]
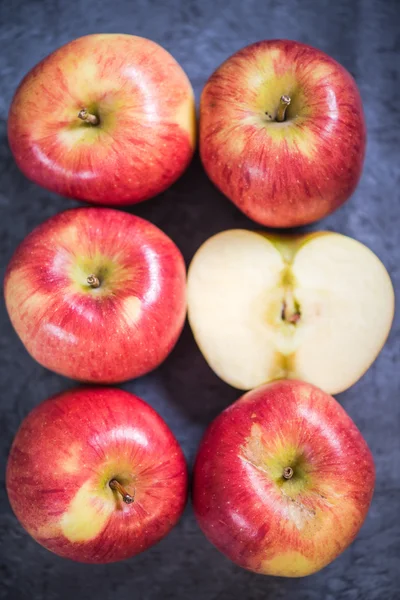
[4, 207, 186, 383]
[200, 40, 366, 227]
[8, 34, 195, 205]
[6, 387, 188, 563]
[193, 380, 375, 577]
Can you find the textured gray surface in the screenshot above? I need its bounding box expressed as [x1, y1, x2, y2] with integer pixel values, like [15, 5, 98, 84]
[0, 0, 399, 598]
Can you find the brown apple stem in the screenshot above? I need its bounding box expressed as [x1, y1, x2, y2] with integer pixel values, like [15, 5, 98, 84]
[78, 108, 99, 126]
[87, 274, 100, 289]
[109, 479, 135, 504]
[276, 95, 291, 122]
[283, 467, 294, 480]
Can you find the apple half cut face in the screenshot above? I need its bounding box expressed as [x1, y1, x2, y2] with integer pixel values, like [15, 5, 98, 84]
[187, 230, 394, 394]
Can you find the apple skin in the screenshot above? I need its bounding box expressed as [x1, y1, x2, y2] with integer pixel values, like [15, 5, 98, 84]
[4, 207, 186, 383]
[193, 380, 375, 577]
[8, 34, 195, 205]
[200, 39, 366, 227]
[6, 387, 188, 563]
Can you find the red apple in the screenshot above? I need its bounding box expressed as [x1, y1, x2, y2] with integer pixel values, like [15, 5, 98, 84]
[200, 40, 366, 227]
[6, 387, 188, 563]
[193, 380, 375, 577]
[8, 34, 195, 205]
[4, 207, 186, 383]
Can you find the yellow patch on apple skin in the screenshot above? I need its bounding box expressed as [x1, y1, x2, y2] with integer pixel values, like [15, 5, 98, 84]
[204, 122, 247, 156]
[241, 423, 311, 493]
[60, 481, 114, 543]
[283, 125, 316, 157]
[246, 48, 284, 88]
[57, 224, 79, 248]
[241, 423, 319, 533]
[34, 521, 60, 540]
[6, 269, 45, 307]
[28, 57, 107, 145]
[7, 284, 49, 316]
[5, 269, 49, 330]
[122, 296, 141, 326]
[58, 57, 100, 100]
[251, 72, 297, 114]
[241, 422, 351, 547]
[175, 92, 197, 148]
[61, 442, 82, 475]
[223, 50, 317, 158]
[259, 47, 282, 69]
[307, 63, 335, 85]
[57, 56, 123, 120]
[57, 127, 101, 147]
[262, 550, 316, 577]
[69, 253, 133, 297]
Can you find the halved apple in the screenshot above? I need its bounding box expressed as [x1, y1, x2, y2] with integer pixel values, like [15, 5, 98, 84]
[187, 230, 394, 394]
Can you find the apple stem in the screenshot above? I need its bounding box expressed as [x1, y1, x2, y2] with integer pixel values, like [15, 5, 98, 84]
[78, 108, 99, 126]
[283, 467, 294, 480]
[87, 274, 100, 289]
[109, 479, 135, 504]
[276, 95, 291, 122]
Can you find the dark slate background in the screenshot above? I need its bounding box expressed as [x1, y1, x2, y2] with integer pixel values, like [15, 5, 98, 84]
[0, 0, 399, 598]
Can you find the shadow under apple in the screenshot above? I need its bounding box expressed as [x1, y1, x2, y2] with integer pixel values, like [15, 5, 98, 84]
[154, 322, 240, 425]
[124, 149, 259, 264]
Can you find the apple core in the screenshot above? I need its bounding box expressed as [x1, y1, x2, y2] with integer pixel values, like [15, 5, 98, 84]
[281, 290, 301, 324]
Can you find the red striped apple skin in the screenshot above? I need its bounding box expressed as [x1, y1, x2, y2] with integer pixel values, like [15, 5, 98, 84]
[4, 208, 186, 383]
[193, 380, 375, 577]
[200, 40, 366, 227]
[8, 34, 195, 205]
[6, 387, 188, 563]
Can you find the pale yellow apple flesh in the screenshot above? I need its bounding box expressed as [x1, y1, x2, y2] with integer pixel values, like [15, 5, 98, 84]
[187, 230, 394, 394]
